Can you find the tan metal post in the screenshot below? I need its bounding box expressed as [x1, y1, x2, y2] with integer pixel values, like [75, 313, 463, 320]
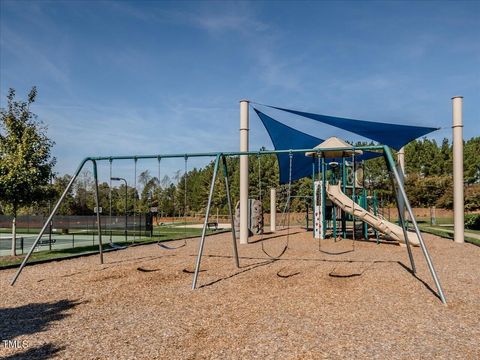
[239, 100, 249, 244]
[270, 188, 276, 233]
[397, 147, 405, 172]
[452, 96, 464, 244]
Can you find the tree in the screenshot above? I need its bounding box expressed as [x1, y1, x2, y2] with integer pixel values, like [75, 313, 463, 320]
[140, 176, 159, 213]
[0, 87, 56, 255]
[464, 137, 480, 184]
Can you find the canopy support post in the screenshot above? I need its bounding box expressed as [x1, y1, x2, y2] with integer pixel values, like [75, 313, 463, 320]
[239, 100, 249, 244]
[452, 96, 464, 244]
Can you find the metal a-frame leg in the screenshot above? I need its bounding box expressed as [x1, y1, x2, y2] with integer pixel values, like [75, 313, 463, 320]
[385, 157, 416, 274]
[192, 155, 221, 289]
[11, 158, 91, 285]
[384, 146, 447, 304]
[393, 182, 416, 274]
[222, 155, 240, 268]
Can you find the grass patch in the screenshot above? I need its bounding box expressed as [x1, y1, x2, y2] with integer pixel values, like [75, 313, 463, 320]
[419, 225, 480, 246]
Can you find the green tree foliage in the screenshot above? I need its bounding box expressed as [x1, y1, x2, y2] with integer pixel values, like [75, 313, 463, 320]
[38, 137, 480, 217]
[5, 122, 479, 220]
[464, 137, 480, 184]
[403, 137, 479, 209]
[405, 174, 452, 207]
[465, 213, 480, 230]
[0, 87, 56, 255]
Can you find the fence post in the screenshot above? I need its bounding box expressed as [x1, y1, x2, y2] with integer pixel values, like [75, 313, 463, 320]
[21, 237, 24, 255]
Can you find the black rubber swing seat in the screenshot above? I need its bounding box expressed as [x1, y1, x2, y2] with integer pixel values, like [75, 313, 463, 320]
[157, 241, 187, 250]
[261, 242, 288, 259]
[108, 243, 127, 250]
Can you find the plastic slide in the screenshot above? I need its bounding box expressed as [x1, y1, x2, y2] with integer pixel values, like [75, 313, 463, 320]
[325, 182, 420, 246]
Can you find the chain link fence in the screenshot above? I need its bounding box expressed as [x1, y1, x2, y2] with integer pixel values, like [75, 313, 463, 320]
[0, 214, 152, 256]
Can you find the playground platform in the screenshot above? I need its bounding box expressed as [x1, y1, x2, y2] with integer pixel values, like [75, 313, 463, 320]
[1, 228, 479, 359]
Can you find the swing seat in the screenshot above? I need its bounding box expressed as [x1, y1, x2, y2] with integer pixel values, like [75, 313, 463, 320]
[108, 243, 127, 250]
[158, 241, 187, 250]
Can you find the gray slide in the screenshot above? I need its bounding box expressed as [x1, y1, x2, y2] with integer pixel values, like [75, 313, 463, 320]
[326, 182, 419, 246]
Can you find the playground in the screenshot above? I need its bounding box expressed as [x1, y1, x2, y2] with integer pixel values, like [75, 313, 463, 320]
[1, 229, 479, 359]
[2, 98, 477, 359]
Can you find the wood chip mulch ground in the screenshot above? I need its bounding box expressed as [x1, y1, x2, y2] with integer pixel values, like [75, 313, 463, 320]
[1, 228, 479, 359]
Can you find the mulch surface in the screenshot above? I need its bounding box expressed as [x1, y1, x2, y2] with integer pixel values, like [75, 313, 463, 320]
[1, 228, 479, 359]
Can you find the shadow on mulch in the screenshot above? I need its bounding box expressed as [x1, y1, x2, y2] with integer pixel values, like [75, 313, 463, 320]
[107, 254, 173, 266]
[193, 254, 442, 300]
[198, 259, 276, 288]
[1, 343, 64, 360]
[197, 253, 392, 265]
[247, 231, 303, 244]
[0, 299, 82, 340]
[397, 261, 442, 301]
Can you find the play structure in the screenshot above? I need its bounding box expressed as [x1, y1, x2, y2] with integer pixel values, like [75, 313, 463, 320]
[305, 136, 419, 245]
[10, 97, 467, 306]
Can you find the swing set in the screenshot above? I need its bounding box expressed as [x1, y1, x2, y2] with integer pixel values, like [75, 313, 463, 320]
[9, 144, 447, 304]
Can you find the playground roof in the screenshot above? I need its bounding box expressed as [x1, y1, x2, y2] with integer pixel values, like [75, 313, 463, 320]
[305, 136, 363, 158]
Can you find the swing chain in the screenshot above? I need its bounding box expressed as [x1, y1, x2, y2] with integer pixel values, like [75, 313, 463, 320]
[157, 156, 187, 250]
[257, 152, 262, 204]
[184, 155, 188, 237]
[261, 151, 293, 259]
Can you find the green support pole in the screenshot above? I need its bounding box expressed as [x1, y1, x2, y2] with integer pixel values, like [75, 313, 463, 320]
[373, 190, 380, 244]
[312, 159, 315, 237]
[363, 188, 368, 239]
[352, 158, 356, 240]
[341, 158, 346, 238]
[333, 204, 337, 239]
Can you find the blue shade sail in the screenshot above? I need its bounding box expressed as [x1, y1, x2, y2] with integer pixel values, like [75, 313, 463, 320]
[255, 109, 382, 184]
[263, 105, 439, 150]
[255, 108, 322, 184]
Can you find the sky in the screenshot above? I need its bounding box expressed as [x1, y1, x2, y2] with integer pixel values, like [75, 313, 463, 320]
[1, 0, 479, 186]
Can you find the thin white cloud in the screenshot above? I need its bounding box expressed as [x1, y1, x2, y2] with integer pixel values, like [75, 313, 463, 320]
[107, 1, 303, 92]
[1, 28, 71, 88]
[109, 1, 268, 34]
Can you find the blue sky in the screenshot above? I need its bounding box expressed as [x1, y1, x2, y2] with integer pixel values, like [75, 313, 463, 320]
[1, 0, 479, 185]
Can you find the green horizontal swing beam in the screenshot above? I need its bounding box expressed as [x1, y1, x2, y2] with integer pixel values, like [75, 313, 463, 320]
[86, 145, 386, 162]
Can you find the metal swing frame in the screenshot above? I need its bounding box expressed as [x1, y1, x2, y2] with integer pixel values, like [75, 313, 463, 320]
[9, 145, 447, 304]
